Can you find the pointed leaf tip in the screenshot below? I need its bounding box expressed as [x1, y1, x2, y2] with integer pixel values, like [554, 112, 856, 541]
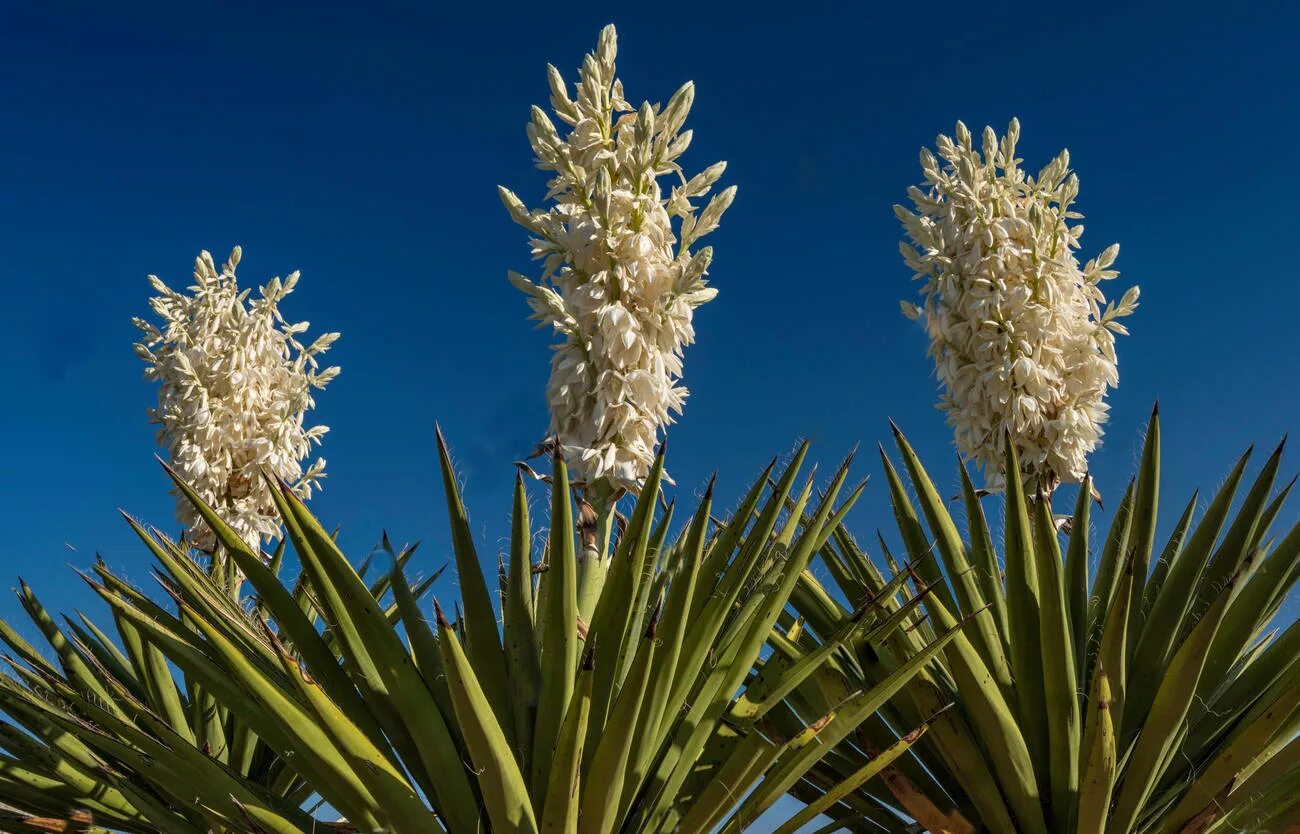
[73, 570, 105, 592]
[924, 702, 957, 726]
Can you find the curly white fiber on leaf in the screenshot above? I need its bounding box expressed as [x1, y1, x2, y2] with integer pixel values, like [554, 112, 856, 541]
[897, 119, 1139, 489]
[501, 24, 733, 491]
[133, 247, 340, 551]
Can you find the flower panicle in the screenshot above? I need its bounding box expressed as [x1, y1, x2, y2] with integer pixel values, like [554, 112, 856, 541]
[134, 246, 340, 551]
[501, 24, 732, 490]
[897, 119, 1138, 489]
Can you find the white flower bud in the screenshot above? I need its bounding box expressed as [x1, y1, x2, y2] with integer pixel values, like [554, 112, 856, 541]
[659, 81, 695, 138]
[547, 63, 579, 124]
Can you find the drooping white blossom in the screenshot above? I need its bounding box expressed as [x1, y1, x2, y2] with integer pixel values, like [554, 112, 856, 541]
[133, 247, 340, 551]
[500, 24, 734, 491]
[897, 119, 1139, 489]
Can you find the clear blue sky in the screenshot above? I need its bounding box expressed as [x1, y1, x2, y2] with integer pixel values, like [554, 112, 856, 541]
[0, 2, 1297, 829]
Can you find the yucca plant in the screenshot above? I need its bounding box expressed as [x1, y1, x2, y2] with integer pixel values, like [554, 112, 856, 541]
[0, 525, 436, 833]
[781, 409, 1298, 833]
[0, 434, 959, 833]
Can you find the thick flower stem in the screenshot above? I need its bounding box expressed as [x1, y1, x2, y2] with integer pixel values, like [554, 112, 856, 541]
[576, 480, 616, 625]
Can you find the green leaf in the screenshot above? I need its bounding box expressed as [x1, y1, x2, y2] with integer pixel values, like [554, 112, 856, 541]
[532, 451, 579, 805]
[1077, 664, 1117, 834]
[625, 479, 711, 797]
[1091, 546, 1135, 752]
[506, 471, 542, 772]
[437, 601, 538, 834]
[928, 589, 1047, 834]
[892, 425, 1012, 702]
[1197, 521, 1300, 705]
[436, 425, 514, 742]
[585, 446, 665, 757]
[1157, 658, 1300, 834]
[1065, 475, 1092, 674]
[1137, 446, 1250, 678]
[768, 715, 936, 834]
[15, 581, 123, 719]
[1087, 479, 1134, 675]
[1106, 562, 1244, 834]
[154, 466, 391, 756]
[579, 615, 657, 834]
[267, 479, 481, 829]
[1032, 493, 1080, 831]
[962, 458, 1011, 657]
[1126, 404, 1162, 641]
[1182, 438, 1285, 642]
[717, 617, 966, 833]
[879, 444, 960, 620]
[1001, 438, 1048, 793]
[540, 648, 594, 834]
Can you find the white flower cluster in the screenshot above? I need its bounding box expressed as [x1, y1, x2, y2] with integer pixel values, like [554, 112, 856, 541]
[500, 25, 734, 491]
[897, 119, 1139, 489]
[133, 247, 340, 551]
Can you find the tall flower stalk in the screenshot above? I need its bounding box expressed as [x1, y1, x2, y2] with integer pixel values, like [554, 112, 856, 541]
[500, 25, 733, 615]
[897, 119, 1139, 490]
[133, 246, 339, 561]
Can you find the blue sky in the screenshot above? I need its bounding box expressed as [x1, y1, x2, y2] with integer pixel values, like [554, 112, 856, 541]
[0, 1, 1297, 828]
